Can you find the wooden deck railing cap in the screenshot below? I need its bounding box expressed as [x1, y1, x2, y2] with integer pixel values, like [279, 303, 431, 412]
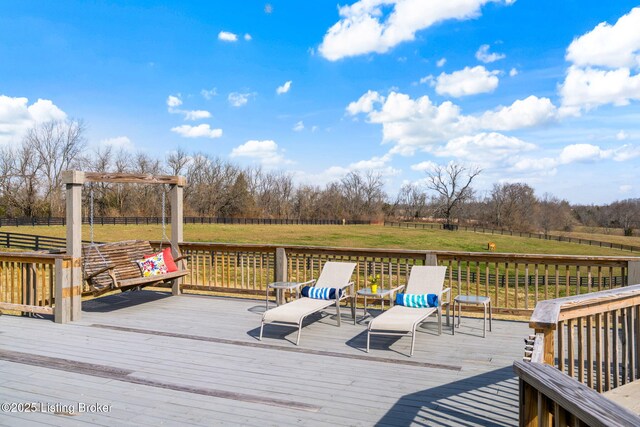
[529, 283, 640, 329]
[513, 360, 640, 426]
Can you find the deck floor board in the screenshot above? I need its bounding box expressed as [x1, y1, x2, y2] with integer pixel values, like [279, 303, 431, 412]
[0, 291, 529, 426]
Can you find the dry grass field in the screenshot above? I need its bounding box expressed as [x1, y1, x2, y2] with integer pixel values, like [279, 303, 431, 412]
[0, 223, 635, 256]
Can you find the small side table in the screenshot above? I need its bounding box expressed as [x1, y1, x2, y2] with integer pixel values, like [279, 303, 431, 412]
[266, 281, 302, 309]
[453, 295, 492, 338]
[357, 286, 402, 322]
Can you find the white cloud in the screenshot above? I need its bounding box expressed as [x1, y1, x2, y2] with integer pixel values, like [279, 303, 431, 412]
[171, 124, 223, 139]
[616, 130, 629, 141]
[0, 95, 67, 144]
[230, 139, 291, 166]
[510, 142, 640, 175]
[475, 44, 506, 63]
[559, 143, 608, 163]
[293, 121, 305, 132]
[419, 75, 434, 85]
[434, 132, 536, 166]
[479, 96, 557, 131]
[228, 92, 254, 107]
[410, 160, 437, 172]
[560, 8, 640, 114]
[319, 0, 515, 61]
[566, 8, 640, 69]
[559, 66, 640, 114]
[347, 90, 556, 156]
[436, 57, 447, 67]
[620, 184, 633, 193]
[100, 136, 133, 151]
[311, 125, 319, 132]
[201, 88, 217, 100]
[276, 80, 292, 95]
[166, 95, 182, 108]
[435, 66, 499, 97]
[509, 68, 518, 77]
[166, 94, 212, 121]
[183, 110, 212, 121]
[218, 31, 238, 42]
[346, 90, 385, 115]
[244, 33, 252, 41]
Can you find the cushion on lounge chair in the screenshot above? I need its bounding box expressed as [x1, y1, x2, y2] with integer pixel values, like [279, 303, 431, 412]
[395, 293, 438, 308]
[301, 286, 343, 299]
[262, 298, 336, 324]
[368, 305, 437, 331]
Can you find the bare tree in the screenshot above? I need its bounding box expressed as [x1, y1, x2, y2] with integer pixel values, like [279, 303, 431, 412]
[537, 193, 574, 235]
[394, 183, 428, 220]
[426, 163, 481, 229]
[488, 183, 537, 231]
[166, 148, 191, 176]
[340, 170, 386, 220]
[25, 119, 86, 215]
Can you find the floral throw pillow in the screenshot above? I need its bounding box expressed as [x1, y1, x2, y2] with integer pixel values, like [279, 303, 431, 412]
[136, 252, 168, 277]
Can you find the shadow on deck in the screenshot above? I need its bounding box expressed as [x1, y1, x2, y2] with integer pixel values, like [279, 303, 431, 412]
[0, 291, 528, 426]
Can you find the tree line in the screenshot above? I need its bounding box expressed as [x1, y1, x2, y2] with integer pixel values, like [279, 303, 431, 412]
[1, 120, 638, 234]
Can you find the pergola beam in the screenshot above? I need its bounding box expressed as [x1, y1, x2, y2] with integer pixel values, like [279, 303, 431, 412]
[62, 171, 186, 186]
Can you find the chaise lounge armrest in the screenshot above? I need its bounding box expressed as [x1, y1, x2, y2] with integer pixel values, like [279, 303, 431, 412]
[440, 287, 451, 305]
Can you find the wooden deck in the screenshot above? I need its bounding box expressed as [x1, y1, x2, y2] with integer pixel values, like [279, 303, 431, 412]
[0, 291, 530, 426]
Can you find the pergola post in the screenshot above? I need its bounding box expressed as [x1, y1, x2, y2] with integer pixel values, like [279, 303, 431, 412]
[59, 170, 84, 323]
[170, 178, 185, 295]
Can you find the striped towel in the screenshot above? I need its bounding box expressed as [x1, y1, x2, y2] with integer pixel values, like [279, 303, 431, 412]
[301, 286, 342, 300]
[395, 293, 438, 308]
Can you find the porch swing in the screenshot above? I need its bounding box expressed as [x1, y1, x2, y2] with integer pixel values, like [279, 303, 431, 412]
[82, 185, 189, 296]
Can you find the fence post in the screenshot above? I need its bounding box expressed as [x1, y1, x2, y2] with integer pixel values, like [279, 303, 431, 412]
[54, 258, 77, 323]
[535, 327, 555, 365]
[628, 261, 640, 286]
[275, 248, 287, 282]
[425, 253, 438, 266]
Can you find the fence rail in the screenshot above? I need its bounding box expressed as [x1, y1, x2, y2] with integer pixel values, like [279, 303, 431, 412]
[515, 283, 640, 426]
[156, 242, 640, 316]
[384, 221, 640, 253]
[0, 216, 371, 227]
[0, 252, 60, 317]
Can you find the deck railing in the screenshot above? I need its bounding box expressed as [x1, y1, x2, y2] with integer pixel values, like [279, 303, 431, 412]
[515, 284, 640, 425]
[0, 251, 80, 323]
[167, 242, 640, 316]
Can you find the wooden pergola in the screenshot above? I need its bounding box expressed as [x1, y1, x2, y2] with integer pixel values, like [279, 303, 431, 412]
[60, 171, 186, 322]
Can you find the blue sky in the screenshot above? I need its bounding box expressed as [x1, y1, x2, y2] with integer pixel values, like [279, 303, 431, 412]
[2, 1, 640, 204]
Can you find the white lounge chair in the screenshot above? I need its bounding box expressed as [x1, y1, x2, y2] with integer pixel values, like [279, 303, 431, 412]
[367, 265, 449, 356]
[259, 261, 357, 345]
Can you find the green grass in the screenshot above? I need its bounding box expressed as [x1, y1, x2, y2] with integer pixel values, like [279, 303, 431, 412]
[0, 223, 635, 256]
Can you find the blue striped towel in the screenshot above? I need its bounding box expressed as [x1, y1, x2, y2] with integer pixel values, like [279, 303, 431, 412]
[301, 286, 342, 299]
[395, 293, 438, 308]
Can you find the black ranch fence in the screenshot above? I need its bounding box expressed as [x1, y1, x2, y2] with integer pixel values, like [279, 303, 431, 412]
[0, 231, 68, 251]
[0, 230, 628, 287]
[384, 221, 640, 253]
[0, 217, 371, 227]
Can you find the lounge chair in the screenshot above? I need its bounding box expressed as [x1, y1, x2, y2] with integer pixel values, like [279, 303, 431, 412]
[367, 265, 449, 356]
[259, 261, 357, 345]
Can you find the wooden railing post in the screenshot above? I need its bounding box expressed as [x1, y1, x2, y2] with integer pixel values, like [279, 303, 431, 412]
[54, 258, 72, 323]
[275, 248, 287, 282]
[535, 327, 555, 365]
[627, 260, 640, 286]
[62, 170, 84, 322]
[170, 179, 185, 296]
[425, 252, 438, 266]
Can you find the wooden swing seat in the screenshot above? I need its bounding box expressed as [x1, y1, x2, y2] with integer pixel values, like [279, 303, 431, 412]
[83, 240, 188, 296]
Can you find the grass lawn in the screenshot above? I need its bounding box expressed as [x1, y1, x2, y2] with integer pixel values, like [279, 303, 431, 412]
[0, 223, 635, 256]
